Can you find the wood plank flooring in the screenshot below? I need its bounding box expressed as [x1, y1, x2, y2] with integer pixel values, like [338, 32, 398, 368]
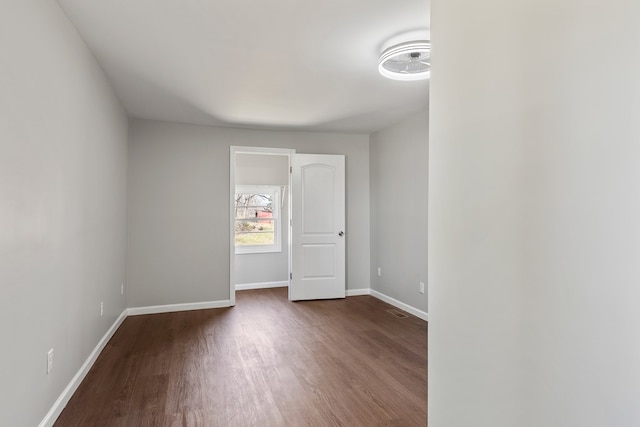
[55, 288, 427, 426]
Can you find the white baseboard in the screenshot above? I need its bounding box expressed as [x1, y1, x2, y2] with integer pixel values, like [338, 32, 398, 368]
[38, 309, 128, 427]
[369, 289, 428, 321]
[346, 288, 371, 296]
[127, 300, 231, 316]
[235, 281, 288, 291]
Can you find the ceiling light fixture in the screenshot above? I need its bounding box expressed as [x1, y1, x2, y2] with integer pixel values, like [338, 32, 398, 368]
[378, 40, 430, 81]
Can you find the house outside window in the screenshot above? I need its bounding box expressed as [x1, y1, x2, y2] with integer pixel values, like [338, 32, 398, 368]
[234, 185, 281, 254]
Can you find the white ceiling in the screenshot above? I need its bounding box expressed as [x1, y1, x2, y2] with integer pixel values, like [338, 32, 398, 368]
[57, 0, 429, 134]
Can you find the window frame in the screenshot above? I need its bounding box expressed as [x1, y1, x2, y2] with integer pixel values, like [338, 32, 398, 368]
[234, 185, 282, 255]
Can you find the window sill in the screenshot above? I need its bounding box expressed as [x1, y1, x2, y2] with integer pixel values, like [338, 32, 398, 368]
[235, 247, 282, 255]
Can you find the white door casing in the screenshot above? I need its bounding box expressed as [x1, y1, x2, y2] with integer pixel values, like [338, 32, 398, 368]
[290, 154, 346, 300]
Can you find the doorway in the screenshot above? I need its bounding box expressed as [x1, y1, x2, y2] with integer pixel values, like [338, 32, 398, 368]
[229, 147, 294, 305]
[229, 147, 347, 305]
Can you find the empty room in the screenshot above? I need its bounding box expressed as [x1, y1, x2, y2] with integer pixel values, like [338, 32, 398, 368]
[6, 0, 634, 426]
[1, 0, 429, 425]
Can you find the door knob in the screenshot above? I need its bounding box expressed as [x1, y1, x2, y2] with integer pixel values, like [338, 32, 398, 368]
[338, 231, 344, 237]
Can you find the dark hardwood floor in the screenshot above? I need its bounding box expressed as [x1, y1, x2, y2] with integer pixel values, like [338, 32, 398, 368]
[55, 288, 427, 426]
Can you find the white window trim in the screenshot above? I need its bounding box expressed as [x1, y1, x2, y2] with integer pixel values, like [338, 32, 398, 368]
[235, 185, 282, 255]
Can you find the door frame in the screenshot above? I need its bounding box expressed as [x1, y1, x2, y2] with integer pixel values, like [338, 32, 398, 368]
[229, 146, 295, 306]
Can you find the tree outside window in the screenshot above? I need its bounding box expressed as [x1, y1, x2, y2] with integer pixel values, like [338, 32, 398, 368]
[235, 186, 281, 254]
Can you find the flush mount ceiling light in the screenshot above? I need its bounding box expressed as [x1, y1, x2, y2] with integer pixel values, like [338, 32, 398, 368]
[378, 40, 430, 81]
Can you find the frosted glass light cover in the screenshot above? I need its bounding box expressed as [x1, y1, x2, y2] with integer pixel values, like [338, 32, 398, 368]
[378, 41, 430, 81]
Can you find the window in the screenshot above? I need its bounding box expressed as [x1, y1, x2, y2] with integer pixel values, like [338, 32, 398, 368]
[234, 186, 281, 254]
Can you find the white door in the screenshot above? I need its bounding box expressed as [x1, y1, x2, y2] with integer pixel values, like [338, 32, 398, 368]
[290, 154, 346, 300]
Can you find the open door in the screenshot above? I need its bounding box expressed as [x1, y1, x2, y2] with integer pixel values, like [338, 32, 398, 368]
[290, 154, 345, 300]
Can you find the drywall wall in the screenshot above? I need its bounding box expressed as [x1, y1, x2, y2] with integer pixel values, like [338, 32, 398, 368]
[235, 153, 289, 186]
[127, 119, 370, 307]
[0, 1, 128, 425]
[234, 153, 289, 285]
[370, 110, 428, 313]
[429, 0, 640, 426]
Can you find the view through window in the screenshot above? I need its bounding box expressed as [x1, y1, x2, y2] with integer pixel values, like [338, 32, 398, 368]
[235, 186, 281, 254]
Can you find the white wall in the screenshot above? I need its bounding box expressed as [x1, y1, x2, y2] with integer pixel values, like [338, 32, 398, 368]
[235, 153, 289, 186]
[127, 119, 370, 307]
[0, 1, 128, 425]
[234, 153, 289, 285]
[370, 110, 428, 313]
[429, 0, 640, 426]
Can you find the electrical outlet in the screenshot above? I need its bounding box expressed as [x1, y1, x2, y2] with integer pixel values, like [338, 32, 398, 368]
[100, 301, 104, 317]
[419, 282, 425, 294]
[121, 282, 124, 295]
[377, 267, 382, 277]
[47, 349, 54, 374]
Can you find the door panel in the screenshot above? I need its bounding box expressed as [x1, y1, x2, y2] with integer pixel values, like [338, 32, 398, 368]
[301, 165, 335, 234]
[290, 154, 345, 300]
[302, 244, 336, 278]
